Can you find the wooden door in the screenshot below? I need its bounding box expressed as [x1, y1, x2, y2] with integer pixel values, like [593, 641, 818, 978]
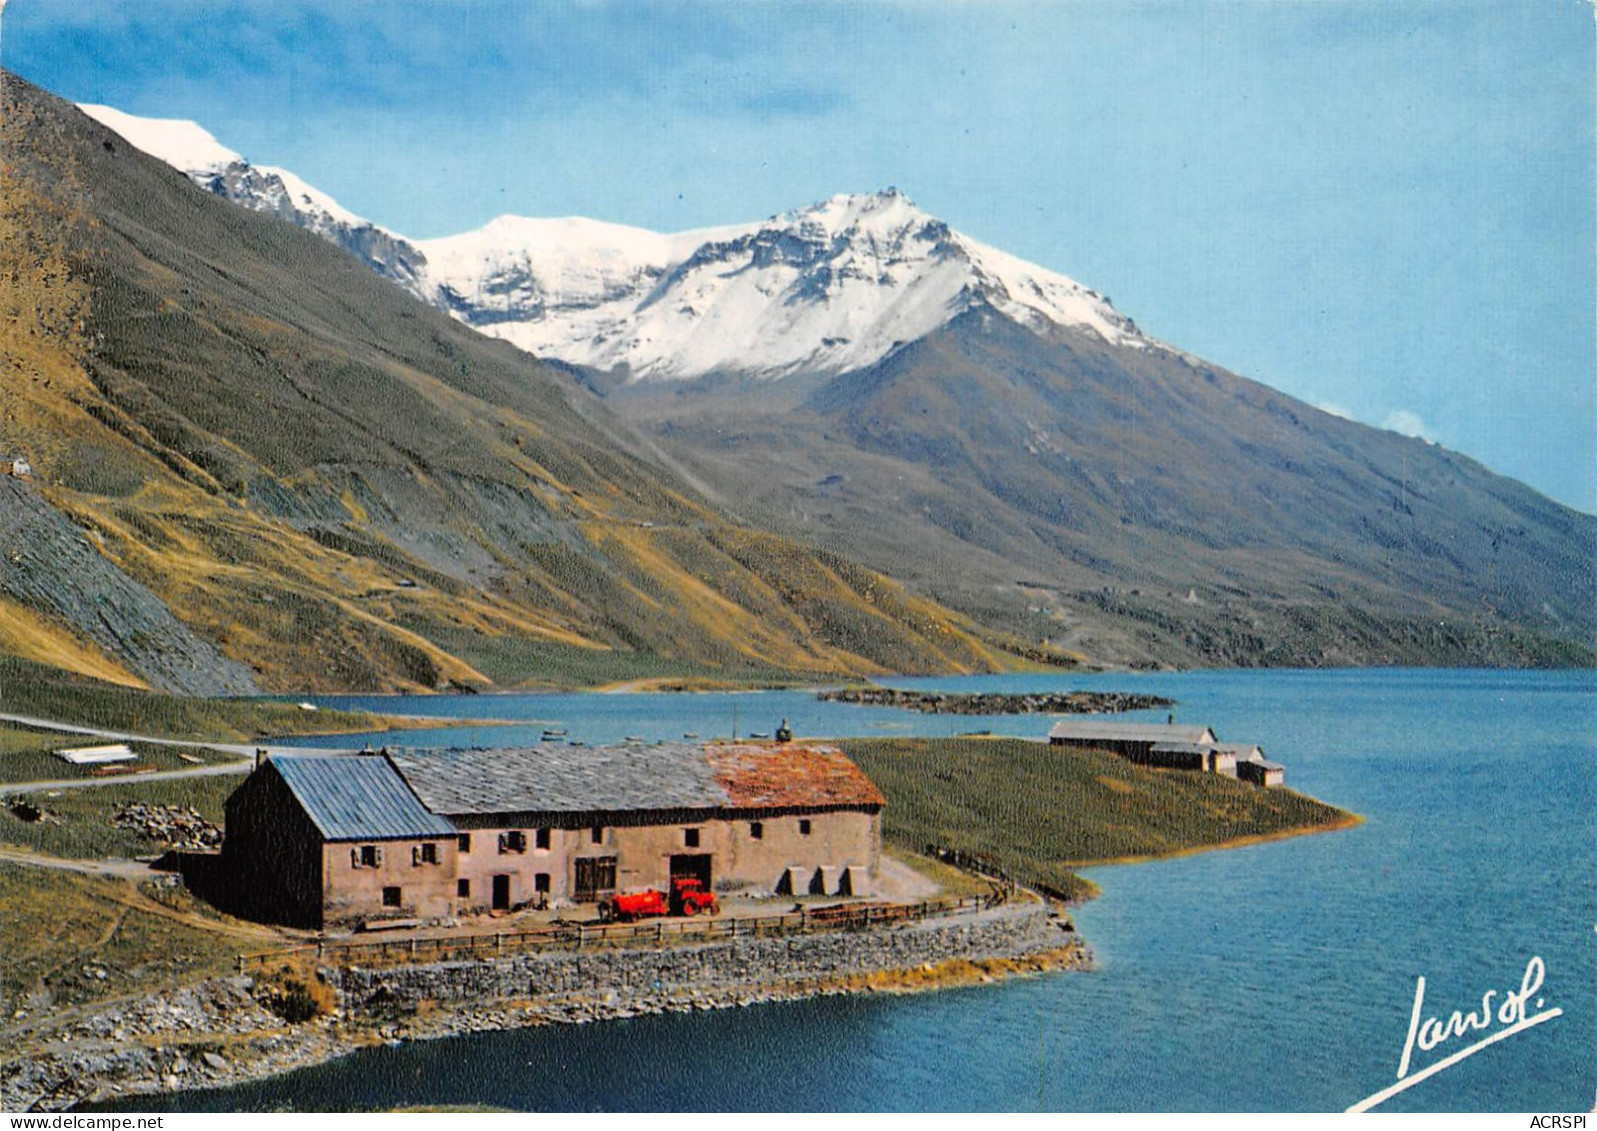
[573, 856, 617, 901]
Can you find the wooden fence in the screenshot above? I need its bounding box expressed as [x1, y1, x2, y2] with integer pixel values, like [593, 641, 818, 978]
[238, 892, 1004, 974]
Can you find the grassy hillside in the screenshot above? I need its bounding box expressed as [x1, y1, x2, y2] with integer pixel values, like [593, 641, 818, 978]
[0, 72, 1026, 692]
[841, 736, 1357, 900]
[0, 775, 241, 860]
[0, 655, 382, 742]
[0, 864, 259, 1029]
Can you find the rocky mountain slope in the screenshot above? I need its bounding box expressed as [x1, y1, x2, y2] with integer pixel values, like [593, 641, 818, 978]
[1, 74, 1018, 691]
[621, 312, 1596, 666]
[77, 103, 431, 299]
[71, 98, 1597, 668]
[0, 477, 257, 695]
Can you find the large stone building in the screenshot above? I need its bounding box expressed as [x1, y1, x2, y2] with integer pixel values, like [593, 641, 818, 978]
[221, 741, 885, 929]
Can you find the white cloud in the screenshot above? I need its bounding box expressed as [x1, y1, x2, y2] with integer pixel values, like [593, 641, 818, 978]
[1382, 409, 1437, 443]
[1315, 401, 1355, 420]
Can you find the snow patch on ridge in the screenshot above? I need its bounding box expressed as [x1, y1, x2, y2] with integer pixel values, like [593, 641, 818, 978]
[254, 164, 368, 228]
[78, 103, 241, 176]
[79, 103, 378, 233]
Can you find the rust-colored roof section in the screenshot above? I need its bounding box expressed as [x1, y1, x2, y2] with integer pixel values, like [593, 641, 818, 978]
[707, 743, 885, 810]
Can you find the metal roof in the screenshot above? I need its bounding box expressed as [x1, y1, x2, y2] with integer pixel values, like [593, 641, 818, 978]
[1149, 741, 1220, 756]
[1213, 742, 1264, 758]
[388, 742, 883, 817]
[269, 754, 457, 842]
[1049, 720, 1217, 745]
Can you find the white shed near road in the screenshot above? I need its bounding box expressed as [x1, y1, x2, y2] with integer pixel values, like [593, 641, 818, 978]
[54, 743, 137, 765]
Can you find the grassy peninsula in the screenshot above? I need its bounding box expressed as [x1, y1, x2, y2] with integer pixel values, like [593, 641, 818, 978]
[841, 736, 1357, 901]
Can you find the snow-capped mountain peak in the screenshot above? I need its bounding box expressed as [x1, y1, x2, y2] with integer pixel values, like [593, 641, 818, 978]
[421, 187, 1142, 379]
[77, 101, 1143, 381]
[781, 187, 927, 240]
[252, 163, 368, 228]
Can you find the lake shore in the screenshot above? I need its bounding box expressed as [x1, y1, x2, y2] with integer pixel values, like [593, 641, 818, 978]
[0, 792, 1363, 1112]
[7, 901, 1087, 1112]
[1064, 811, 1366, 869]
[2, 694, 1362, 1112]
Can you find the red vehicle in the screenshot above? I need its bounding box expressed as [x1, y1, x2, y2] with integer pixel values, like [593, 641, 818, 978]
[598, 877, 719, 922]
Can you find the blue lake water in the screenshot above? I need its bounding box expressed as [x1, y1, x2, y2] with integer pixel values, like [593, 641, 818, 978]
[123, 669, 1596, 1111]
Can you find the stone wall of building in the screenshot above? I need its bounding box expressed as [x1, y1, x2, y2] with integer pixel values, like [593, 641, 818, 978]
[321, 837, 459, 927]
[452, 807, 879, 910]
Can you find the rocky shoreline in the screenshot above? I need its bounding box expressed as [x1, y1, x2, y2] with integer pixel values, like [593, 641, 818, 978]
[816, 687, 1175, 715]
[4, 902, 1087, 1112]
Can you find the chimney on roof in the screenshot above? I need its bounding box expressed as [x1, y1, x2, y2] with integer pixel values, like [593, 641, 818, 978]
[255, 747, 267, 769]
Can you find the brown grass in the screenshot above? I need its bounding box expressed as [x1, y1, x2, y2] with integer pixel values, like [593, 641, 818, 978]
[0, 863, 276, 1026]
[820, 945, 1091, 995]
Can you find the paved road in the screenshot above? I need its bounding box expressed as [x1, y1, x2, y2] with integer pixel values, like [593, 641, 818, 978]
[0, 710, 357, 757]
[0, 711, 358, 795]
[0, 760, 256, 797]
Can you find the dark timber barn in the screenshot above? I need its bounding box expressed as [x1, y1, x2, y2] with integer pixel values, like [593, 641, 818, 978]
[1048, 720, 1284, 785]
[1048, 720, 1218, 761]
[221, 753, 459, 927]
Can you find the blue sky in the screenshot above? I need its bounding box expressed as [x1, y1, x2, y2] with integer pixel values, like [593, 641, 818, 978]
[6, 0, 1593, 511]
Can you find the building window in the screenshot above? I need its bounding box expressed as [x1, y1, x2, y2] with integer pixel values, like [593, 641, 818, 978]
[534, 872, 551, 894]
[798, 819, 812, 836]
[749, 821, 764, 840]
[457, 879, 471, 898]
[684, 828, 700, 848]
[414, 842, 439, 866]
[352, 844, 381, 868]
[535, 827, 551, 851]
[382, 886, 402, 908]
[499, 830, 527, 854]
[458, 834, 472, 853]
[590, 825, 604, 845]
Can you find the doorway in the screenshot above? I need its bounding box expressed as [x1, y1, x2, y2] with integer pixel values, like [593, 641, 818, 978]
[491, 873, 511, 911]
[669, 853, 712, 889]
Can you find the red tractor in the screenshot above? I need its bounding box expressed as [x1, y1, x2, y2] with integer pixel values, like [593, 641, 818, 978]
[598, 877, 720, 922]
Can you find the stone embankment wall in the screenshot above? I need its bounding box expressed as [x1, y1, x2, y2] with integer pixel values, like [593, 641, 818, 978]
[334, 902, 1073, 1008]
[2, 902, 1084, 1111]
